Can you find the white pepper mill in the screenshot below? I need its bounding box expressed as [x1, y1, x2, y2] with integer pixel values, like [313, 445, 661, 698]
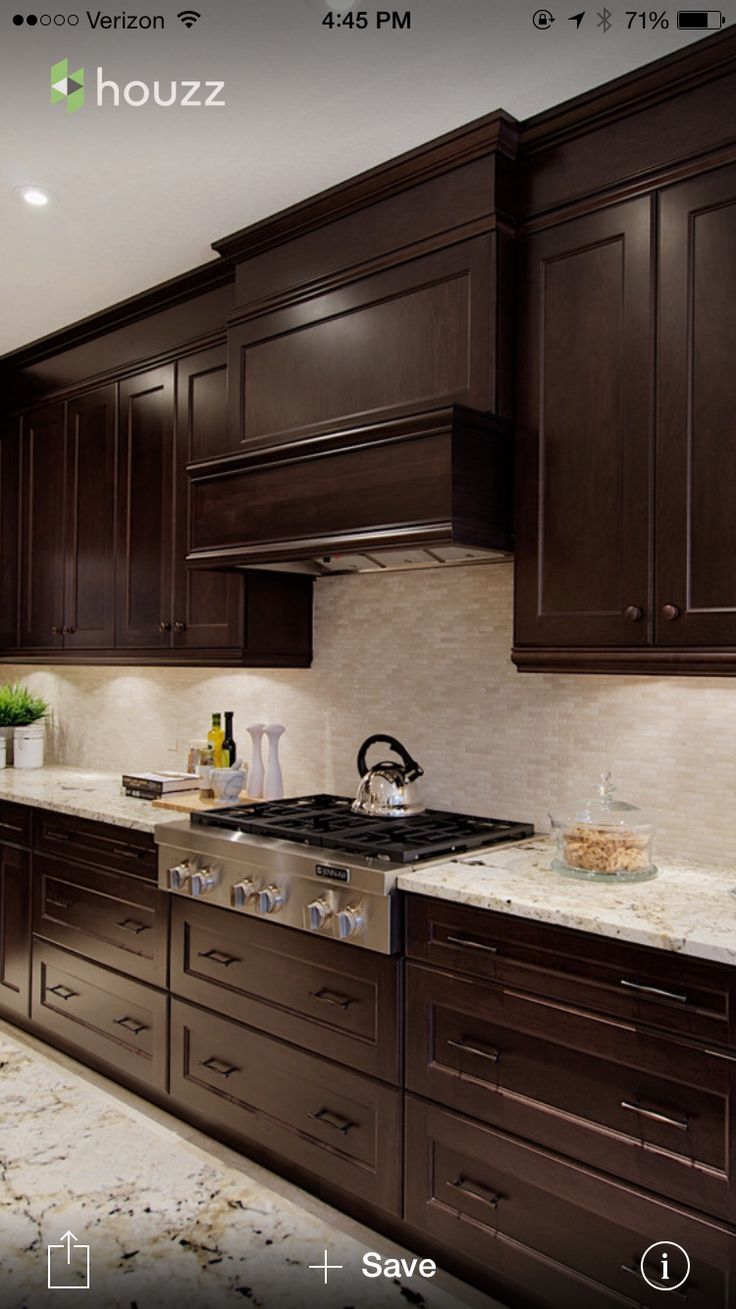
[263, 724, 285, 801]
[246, 723, 266, 799]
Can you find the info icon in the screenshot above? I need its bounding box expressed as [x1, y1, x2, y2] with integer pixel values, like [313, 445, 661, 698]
[640, 1242, 691, 1292]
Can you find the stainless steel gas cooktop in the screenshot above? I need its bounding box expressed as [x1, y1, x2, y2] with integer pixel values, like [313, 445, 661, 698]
[156, 795, 533, 954]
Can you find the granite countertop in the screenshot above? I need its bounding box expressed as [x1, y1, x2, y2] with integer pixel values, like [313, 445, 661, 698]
[398, 837, 736, 967]
[0, 765, 183, 834]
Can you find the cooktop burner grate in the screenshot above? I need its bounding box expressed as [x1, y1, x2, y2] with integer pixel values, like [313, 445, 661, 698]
[192, 794, 533, 864]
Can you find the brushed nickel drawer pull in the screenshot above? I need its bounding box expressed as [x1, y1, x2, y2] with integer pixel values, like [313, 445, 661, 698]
[117, 918, 150, 935]
[0, 820, 21, 832]
[48, 830, 71, 841]
[447, 1037, 500, 1063]
[309, 987, 354, 1010]
[198, 948, 240, 967]
[200, 1056, 239, 1078]
[48, 983, 77, 1000]
[46, 898, 72, 911]
[620, 979, 688, 1004]
[446, 934, 499, 955]
[113, 847, 146, 859]
[621, 1100, 689, 1131]
[620, 1264, 690, 1300]
[113, 1015, 148, 1036]
[308, 1107, 355, 1135]
[449, 1175, 503, 1209]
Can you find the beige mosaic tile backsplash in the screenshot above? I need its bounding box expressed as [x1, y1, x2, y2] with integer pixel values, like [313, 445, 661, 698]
[6, 563, 736, 865]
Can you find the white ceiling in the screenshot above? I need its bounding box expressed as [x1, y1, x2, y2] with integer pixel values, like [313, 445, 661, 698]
[0, 0, 717, 356]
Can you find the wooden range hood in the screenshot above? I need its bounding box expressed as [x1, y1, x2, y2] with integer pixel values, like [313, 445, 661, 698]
[186, 405, 513, 576]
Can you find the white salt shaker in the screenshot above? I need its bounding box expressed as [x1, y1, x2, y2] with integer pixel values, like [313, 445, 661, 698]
[246, 723, 266, 799]
[263, 724, 285, 801]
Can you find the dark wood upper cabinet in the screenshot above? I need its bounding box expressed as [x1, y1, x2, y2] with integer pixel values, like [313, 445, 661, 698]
[656, 163, 736, 648]
[0, 420, 20, 650]
[20, 403, 66, 649]
[116, 367, 175, 648]
[514, 198, 653, 654]
[174, 347, 243, 651]
[64, 387, 116, 649]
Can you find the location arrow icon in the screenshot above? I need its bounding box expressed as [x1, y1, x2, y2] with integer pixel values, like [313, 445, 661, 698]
[569, 11, 585, 25]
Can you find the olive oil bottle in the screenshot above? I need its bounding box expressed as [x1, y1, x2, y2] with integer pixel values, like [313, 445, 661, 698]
[207, 713, 225, 767]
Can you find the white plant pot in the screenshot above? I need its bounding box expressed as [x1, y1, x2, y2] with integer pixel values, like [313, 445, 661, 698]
[13, 723, 45, 769]
[0, 726, 13, 765]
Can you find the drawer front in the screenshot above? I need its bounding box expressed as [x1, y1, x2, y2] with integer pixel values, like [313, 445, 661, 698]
[32, 941, 167, 1090]
[0, 800, 32, 848]
[407, 963, 735, 1220]
[0, 842, 31, 1018]
[406, 896, 735, 1048]
[171, 998, 401, 1213]
[34, 810, 156, 880]
[171, 899, 400, 1082]
[34, 852, 169, 987]
[406, 1097, 734, 1309]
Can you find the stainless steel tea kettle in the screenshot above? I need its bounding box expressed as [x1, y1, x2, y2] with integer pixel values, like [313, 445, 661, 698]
[352, 735, 425, 818]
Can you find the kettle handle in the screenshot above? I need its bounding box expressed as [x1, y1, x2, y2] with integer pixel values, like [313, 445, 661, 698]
[356, 735, 424, 783]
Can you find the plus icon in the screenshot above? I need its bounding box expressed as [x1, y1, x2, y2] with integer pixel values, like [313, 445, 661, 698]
[308, 1249, 344, 1284]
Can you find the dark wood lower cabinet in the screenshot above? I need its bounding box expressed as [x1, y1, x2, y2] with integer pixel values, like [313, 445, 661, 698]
[0, 841, 31, 1019]
[405, 1096, 734, 1309]
[31, 940, 167, 1091]
[170, 998, 402, 1214]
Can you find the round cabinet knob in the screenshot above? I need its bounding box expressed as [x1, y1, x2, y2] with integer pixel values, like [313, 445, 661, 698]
[51, 625, 63, 635]
[661, 604, 681, 621]
[232, 879, 257, 909]
[306, 899, 332, 931]
[159, 620, 172, 632]
[624, 606, 643, 622]
[336, 906, 364, 941]
[257, 884, 285, 915]
[168, 861, 192, 890]
[174, 620, 187, 633]
[191, 867, 221, 897]
[63, 626, 76, 634]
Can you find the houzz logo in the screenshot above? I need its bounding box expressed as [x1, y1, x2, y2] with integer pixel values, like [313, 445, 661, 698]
[51, 59, 85, 115]
[49, 56, 225, 112]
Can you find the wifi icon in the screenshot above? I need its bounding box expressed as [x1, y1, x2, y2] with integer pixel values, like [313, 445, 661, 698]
[177, 9, 201, 28]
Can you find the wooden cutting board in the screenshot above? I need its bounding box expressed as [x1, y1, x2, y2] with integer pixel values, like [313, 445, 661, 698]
[152, 791, 260, 814]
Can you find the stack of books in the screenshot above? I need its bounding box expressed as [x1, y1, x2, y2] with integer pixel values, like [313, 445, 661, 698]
[122, 771, 201, 801]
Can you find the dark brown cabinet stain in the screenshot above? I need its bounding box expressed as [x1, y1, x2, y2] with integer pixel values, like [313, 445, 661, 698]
[0, 841, 31, 1019]
[116, 366, 175, 648]
[0, 419, 20, 650]
[20, 403, 66, 649]
[514, 199, 653, 653]
[65, 386, 117, 649]
[656, 163, 736, 647]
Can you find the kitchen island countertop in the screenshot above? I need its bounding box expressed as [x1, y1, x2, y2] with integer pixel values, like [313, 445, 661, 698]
[0, 765, 183, 834]
[398, 837, 736, 967]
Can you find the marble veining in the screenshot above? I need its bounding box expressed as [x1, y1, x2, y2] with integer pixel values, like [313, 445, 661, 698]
[0, 765, 182, 833]
[398, 837, 736, 966]
[0, 1026, 488, 1309]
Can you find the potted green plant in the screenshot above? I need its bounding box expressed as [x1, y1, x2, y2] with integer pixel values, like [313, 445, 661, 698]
[0, 682, 50, 767]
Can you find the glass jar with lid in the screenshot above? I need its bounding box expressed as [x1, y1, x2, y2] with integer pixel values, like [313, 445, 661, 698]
[550, 773, 658, 882]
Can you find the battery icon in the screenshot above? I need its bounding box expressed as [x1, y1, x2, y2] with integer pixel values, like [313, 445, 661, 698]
[676, 10, 726, 26]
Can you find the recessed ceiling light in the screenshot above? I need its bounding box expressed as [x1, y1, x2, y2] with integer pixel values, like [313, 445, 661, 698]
[13, 186, 59, 208]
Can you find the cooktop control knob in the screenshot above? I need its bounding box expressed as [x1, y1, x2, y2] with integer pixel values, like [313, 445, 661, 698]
[168, 861, 192, 890]
[232, 879, 257, 909]
[336, 906, 364, 940]
[257, 884, 285, 915]
[190, 867, 221, 897]
[306, 898, 332, 931]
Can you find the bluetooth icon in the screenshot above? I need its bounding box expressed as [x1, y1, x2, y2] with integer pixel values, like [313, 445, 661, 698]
[597, 5, 613, 29]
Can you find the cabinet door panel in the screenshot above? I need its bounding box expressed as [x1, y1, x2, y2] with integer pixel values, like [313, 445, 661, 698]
[515, 199, 653, 648]
[20, 403, 66, 648]
[0, 420, 20, 650]
[0, 842, 31, 1018]
[173, 349, 243, 650]
[116, 367, 174, 647]
[657, 165, 736, 645]
[65, 387, 116, 648]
